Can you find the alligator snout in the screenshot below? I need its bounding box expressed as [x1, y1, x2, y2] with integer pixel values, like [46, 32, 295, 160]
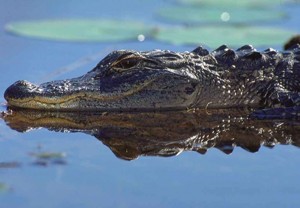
[4, 80, 39, 101]
[4, 79, 81, 110]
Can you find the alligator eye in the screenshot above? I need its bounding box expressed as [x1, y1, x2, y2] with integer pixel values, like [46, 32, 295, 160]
[111, 55, 143, 73]
[113, 58, 139, 69]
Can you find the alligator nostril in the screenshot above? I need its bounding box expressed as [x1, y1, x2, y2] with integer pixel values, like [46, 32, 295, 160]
[15, 80, 32, 87]
[4, 80, 37, 101]
[10, 80, 35, 88]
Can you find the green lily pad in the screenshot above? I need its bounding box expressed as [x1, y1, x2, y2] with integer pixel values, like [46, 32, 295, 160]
[177, 0, 283, 8]
[153, 26, 295, 48]
[30, 151, 67, 166]
[158, 6, 286, 24]
[5, 19, 153, 42]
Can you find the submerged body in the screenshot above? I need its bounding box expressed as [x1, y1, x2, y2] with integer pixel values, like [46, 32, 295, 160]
[4, 44, 300, 116]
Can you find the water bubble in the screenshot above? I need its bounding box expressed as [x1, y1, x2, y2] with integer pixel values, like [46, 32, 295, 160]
[220, 12, 230, 22]
[137, 34, 145, 42]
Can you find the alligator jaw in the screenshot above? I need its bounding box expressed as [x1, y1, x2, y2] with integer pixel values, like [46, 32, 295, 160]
[4, 78, 158, 111]
[4, 80, 86, 110]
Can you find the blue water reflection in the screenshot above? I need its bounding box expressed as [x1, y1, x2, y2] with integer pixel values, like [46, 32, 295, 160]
[1, 128, 300, 207]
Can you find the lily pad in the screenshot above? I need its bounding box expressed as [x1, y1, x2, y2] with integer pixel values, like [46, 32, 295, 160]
[158, 6, 286, 24]
[154, 26, 295, 48]
[5, 19, 153, 42]
[29, 151, 67, 166]
[177, 0, 284, 8]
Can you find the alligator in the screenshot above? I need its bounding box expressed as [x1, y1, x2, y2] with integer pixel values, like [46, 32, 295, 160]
[4, 44, 300, 118]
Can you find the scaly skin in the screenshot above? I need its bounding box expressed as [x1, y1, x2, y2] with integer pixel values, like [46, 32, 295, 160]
[4, 44, 300, 117]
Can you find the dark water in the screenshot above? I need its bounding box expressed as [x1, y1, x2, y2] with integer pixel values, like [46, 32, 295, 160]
[1, 1, 300, 207]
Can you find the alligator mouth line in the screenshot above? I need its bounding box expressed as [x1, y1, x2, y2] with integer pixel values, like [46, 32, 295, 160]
[7, 79, 155, 110]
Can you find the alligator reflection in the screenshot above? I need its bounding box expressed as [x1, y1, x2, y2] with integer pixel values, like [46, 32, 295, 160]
[2, 109, 300, 160]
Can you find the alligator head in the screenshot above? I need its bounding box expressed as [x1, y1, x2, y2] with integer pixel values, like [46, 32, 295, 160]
[4, 50, 201, 111]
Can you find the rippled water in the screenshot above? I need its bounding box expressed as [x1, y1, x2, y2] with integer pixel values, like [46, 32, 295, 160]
[1, 1, 300, 207]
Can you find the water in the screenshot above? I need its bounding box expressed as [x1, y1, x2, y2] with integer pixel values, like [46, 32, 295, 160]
[1, 1, 300, 207]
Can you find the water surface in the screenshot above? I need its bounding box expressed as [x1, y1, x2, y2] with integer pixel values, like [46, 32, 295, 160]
[1, 1, 300, 207]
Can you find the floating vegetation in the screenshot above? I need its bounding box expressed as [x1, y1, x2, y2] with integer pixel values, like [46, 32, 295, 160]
[0, 161, 21, 169]
[31, 152, 66, 159]
[177, 0, 284, 8]
[153, 25, 295, 48]
[4, 18, 295, 48]
[29, 151, 67, 166]
[5, 19, 153, 42]
[157, 6, 286, 24]
[0, 183, 10, 193]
